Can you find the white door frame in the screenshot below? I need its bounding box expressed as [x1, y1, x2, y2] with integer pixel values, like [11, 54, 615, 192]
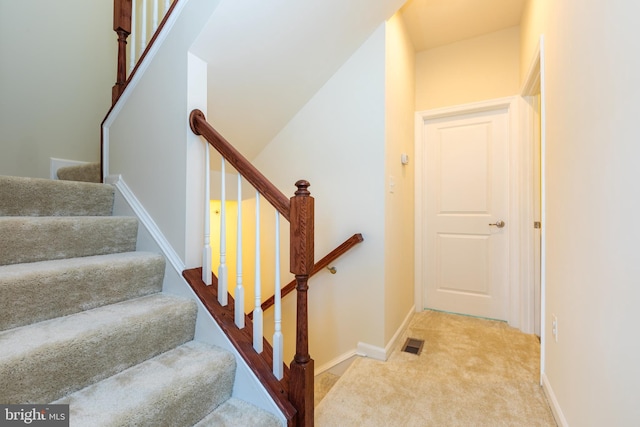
[414, 96, 527, 330]
[520, 35, 547, 381]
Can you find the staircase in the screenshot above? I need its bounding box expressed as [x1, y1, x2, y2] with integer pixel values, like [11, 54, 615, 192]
[0, 175, 281, 426]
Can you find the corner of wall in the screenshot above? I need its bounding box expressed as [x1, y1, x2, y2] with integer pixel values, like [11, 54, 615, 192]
[542, 373, 569, 427]
[357, 305, 414, 361]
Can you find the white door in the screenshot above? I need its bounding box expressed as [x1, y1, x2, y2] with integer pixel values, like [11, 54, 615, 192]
[422, 108, 509, 320]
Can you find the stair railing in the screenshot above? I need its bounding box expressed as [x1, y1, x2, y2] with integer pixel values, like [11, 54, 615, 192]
[250, 233, 364, 319]
[189, 109, 314, 426]
[112, 0, 177, 104]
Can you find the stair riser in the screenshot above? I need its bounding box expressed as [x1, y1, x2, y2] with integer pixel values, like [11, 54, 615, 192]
[0, 176, 113, 216]
[55, 342, 237, 427]
[56, 163, 101, 184]
[0, 296, 197, 404]
[0, 217, 138, 265]
[0, 253, 165, 331]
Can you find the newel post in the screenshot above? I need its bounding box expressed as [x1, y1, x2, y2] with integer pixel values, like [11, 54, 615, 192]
[289, 180, 314, 426]
[112, 0, 132, 104]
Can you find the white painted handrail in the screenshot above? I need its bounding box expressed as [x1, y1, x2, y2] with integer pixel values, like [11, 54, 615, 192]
[140, 0, 148, 56]
[129, 0, 137, 74]
[273, 212, 283, 379]
[202, 138, 211, 285]
[127, 0, 175, 74]
[207, 163, 284, 377]
[218, 159, 228, 305]
[235, 174, 245, 328]
[253, 192, 263, 352]
[152, 0, 159, 33]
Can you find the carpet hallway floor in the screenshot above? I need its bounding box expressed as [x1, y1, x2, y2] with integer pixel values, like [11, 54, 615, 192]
[315, 310, 556, 426]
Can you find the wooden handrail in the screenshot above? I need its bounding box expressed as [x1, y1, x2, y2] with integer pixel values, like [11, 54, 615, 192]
[111, 0, 180, 105]
[183, 268, 297, 425]
[189, 109, 291, 221]
[252, 233, 364, 317]
[105, 0, 180, 180]
[190, 111, 313, 424]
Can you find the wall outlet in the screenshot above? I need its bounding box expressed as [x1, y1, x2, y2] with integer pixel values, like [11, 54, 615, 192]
[551, 314, 558, 342]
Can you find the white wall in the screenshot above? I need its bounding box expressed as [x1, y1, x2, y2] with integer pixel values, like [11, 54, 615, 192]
[521, 0, 640, 424]
[384, 13, 416, 343]
[0, 0, 114, 178]
[415, 26, 521, 111]
[107, 0, 222, 265]
[252, 25, 388, 367]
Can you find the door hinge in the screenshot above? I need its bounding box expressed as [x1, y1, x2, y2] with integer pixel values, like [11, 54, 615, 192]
[534, 221, 541, 229]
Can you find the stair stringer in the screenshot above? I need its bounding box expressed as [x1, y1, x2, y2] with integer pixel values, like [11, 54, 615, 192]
[108, 174, 286, 426]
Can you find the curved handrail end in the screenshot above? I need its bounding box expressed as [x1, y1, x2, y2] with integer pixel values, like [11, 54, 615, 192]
[189, 109, 205, 136]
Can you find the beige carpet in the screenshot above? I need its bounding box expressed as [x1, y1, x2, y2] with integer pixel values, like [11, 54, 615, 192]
[315, 310, 556, 426]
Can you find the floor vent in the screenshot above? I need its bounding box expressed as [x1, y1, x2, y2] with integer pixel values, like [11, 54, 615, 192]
[401, 338, 424, 355]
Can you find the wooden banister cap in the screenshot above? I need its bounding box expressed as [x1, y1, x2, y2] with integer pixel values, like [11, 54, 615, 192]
[294, 180, 310, 196]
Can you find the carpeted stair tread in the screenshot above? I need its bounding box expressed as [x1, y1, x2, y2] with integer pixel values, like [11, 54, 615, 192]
[0, 216, 138, 265]
[194, 397, 282, 427]
[56, 162, 101, 183]
[54, 341, 236, 427]
[0, 294, 197, 404]
[0, 175, 113, 216]
[0, 252, 165, 331]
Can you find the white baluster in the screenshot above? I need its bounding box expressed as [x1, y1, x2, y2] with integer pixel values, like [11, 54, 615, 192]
[165, 0, 171, 13]
[202, 142, 211, 285]
[152, 0, 159, 33]
[235, 174, 245, 328]
[218, 159, 228, 305]
[140, 0, 148, 53]
[129, 0, 137, 73]
[253, 192, 263, 352]
[273, 212, 283, 379]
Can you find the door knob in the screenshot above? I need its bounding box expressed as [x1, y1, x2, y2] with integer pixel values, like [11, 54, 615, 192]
[489, 220, 505, 228]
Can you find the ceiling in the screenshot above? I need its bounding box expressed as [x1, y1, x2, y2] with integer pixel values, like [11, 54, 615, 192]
[400, 0, 527, 51]
[191, 0, 527, 163]
[191, 0, 406, 161]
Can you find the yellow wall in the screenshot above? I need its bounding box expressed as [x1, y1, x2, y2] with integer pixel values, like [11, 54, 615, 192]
[415, 26, 521, 111]
[384, 12, 416, 343]
[519, 0, 549, 84]
[252, 25, 388, 367]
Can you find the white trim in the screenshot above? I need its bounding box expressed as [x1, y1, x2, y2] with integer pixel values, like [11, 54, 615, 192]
[521, 42, 541, 96]
[414, 114, 424, 312]
[539, 35, 547, 384]
[356, 342, 386, 360]
[542, 373, 568, 427]
[101, 0, 188, 180]
[516, 96, 535, 335]
[50, 158, 91, 180]
[415, 96, 516, 121]
[520, 34, 547, 382]
[107, 174, 186, 273]
[356, 305, 415, 361]
[507, 98, 522, 330]
[314, 350, 358, 377]
[414, 97, 522, 327]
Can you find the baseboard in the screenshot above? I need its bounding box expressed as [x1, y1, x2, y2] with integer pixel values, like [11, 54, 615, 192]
[356, 305, 415, 361]
[314, 350, 358, 377]
[50, 158, 91, 180]
[107, 174, 185, 274]
[542, 373, 569, 427]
